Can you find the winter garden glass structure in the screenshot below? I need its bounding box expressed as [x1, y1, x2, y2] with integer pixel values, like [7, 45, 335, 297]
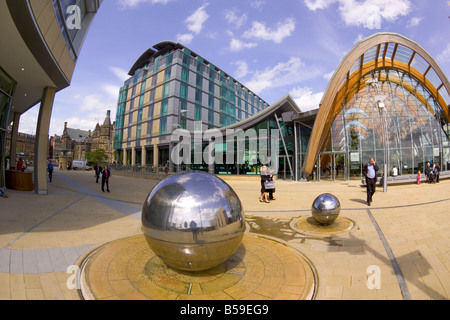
[302, 33, 450, 180]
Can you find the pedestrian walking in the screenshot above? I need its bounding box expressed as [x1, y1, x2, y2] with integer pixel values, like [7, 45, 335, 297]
[259, 165, 271, 203]
[47, 160, 54, 182]
[267, 166, 276, 200]
[94, 163, 100, 183]
[362, 157, 379, 206]
[101, 165, 110, 192]
[434, 162, 440, 183]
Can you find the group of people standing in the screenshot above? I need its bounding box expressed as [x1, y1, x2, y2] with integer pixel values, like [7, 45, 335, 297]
[424, 162, 440, 184]
[94, 164, 111, 192]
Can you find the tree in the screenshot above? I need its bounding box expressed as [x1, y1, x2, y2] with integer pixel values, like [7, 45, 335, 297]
[85, 148, 108, 165]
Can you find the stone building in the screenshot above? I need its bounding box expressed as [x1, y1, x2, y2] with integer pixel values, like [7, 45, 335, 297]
[52, 110, 115, 167]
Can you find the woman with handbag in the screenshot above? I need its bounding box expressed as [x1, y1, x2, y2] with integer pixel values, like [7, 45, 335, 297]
[259, 165, 271, 203]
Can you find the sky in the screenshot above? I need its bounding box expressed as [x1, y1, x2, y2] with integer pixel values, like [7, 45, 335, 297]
[18, 0, 450, 136]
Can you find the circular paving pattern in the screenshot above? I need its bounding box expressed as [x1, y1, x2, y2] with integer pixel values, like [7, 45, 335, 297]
[78, 233, 316, 300]
[290, 216, 357, 237]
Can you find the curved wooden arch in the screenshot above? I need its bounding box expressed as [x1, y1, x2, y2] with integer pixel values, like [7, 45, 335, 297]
[302, 33, 450, 174]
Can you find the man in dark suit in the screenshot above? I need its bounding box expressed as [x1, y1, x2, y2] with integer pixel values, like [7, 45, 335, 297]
[362, 157, 379, 206]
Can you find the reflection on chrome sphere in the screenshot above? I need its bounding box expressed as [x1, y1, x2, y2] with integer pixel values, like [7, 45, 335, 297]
[311, 193, 341, 225]
[141, 172, 245, 271]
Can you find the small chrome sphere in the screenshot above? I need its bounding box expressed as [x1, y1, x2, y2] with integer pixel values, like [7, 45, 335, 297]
[141, 172, 245, 271]
[311, 193, 341, 225]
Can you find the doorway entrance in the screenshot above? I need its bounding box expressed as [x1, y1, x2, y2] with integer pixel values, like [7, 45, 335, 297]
[279, 155, 293, 180]
[318, 151, 346, 181]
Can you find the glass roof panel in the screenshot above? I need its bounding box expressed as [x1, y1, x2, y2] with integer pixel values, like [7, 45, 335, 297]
[410, 53, 429, 74]
[363, 46, 378, 64]
[439, 86, 450, 105]
[395, 45, 414, 64]
[377, 43, 387, 61]
[384, 43, 396, 60]
[426, 68, 442, 89]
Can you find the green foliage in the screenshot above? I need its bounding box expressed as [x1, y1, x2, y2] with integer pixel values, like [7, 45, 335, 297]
[85, 148, 108, 165]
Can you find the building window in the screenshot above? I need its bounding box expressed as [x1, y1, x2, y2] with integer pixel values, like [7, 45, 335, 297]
[180, 83, 188, 99]
[180, 117, 186, 130]
[195, 106, 202, 121]
[195, 88, 202, 104]
[162, 83, 170, 99]
[181, 67, 189, 82]
[208, 95, 214, 109]
[180, 99, 187, 111]
[160, 118, 167, 135]
[153, 56, 160, 74]
[137, 125, 142, 139]
[208, 110, 214, 125]
[182, 52, 190, 66]
[196, 74, 203, 88]
[161, 100, 168, 116]
[197, 57, 204, 74]
[164, 67, 172, 82]
[166, 53, 173, 66]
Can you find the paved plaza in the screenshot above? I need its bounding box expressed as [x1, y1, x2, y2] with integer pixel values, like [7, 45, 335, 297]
[0, 169, 449, 300]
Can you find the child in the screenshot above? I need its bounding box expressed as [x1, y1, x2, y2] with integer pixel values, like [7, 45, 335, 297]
[417, 170, 421, 185]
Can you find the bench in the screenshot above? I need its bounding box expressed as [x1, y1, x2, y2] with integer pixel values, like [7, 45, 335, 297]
[361, 170, 450, 186]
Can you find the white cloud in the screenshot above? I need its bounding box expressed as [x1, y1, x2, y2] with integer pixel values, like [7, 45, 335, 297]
[77, 94, 112, 113]
[232, 60, 251, 79]
[304, 0, 336, 10]
[109, 66, 129, 82]
[407, 17, 422, 28]
[185, 3, 209, 34]
[176, 33, 194, 44]
[323, 71, 335, 81]
[224, 9, 248, 29]
[118, 0, 174, 9]
[243, 18, 295, 44]
[353, 33, 365, 45]
[244, 57, 323, 94]
[176, 3, 210, 45]
[102, 84, 121, 99]
[436, 43, 450, 64]
[229, 38, 258, 52]
[304, 0, 412, 29]
[290, 87, 323, 112]
[249, 0, 265, 10]
[18, 106, 39, 135]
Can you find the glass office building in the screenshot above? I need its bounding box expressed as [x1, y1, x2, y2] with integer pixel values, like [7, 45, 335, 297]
[114, 41, 270, 169]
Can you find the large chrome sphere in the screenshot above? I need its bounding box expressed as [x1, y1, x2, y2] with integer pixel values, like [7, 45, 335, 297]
[141, 172, 245, 271]
[311, 193, 341, 225]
